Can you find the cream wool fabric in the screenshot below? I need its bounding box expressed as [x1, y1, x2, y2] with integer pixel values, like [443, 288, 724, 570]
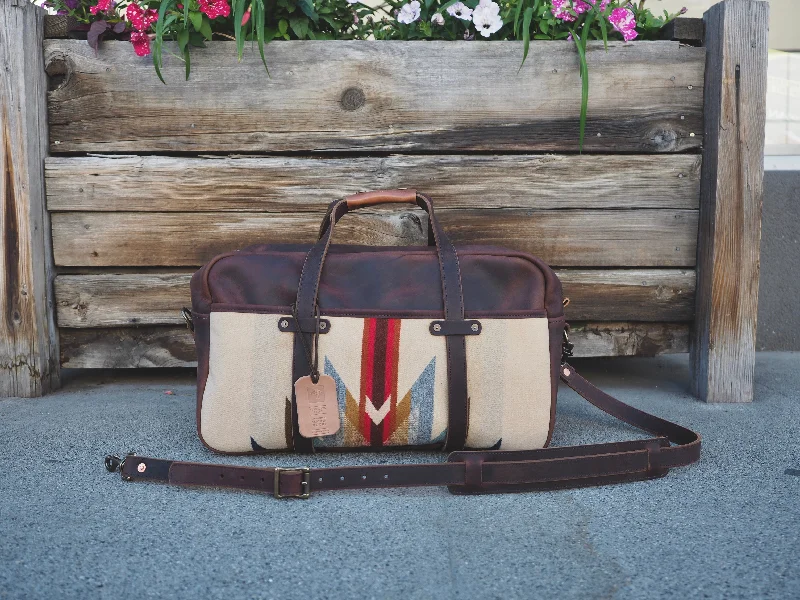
[200, 312, 552, 452]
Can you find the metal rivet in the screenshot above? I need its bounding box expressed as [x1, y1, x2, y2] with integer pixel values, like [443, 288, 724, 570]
[563, 368, 571, 377]
[280, 320, 288, 329]
[137, 462, 146, 473]
[433, 323, 442, 332]
[471, 323, 479, 332]
[361, 475, 366, 480]
[383, 474, 389, 479]
[320, 322, 326, 330]
[318, 477, 323, 482]
[340, 476, 345, 481]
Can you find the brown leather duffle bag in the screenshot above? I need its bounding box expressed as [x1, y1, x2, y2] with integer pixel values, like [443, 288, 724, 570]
[106, 190, 700, 498]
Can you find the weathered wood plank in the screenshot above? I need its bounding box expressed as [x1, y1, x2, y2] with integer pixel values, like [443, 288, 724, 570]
[54, 269, 696, 327]
[59, 321, 689, 368]
[0, 0, 60, 397]
[662, 18, 705, 45]
[44, 40, 705, 153]
[568, 322, 689, 357]
[691, 0, 768, 403]
[558, 269, 695, 321]
[45, 154, 702, 212]
[50, 209, 699, 268]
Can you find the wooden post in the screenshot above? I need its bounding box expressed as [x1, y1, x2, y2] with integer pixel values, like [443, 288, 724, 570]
[0, 0, 59, 396]
[691, 0, 769, 403]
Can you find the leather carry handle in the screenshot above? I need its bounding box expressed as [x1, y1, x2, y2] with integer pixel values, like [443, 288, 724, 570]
[294, 191, 470, 453]
[109, 363, 701, 498]
[344, 188, 418, 208]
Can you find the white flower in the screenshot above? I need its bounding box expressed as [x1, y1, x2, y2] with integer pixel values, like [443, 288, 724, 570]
[472, 1, 503, 37]
[431, 12, 445, 26]
[447, 2, 473, 21]
[346, 0, 359, 4]
[397, 1, 421, 24]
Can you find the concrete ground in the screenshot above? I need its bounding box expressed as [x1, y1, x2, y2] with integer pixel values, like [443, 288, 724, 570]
[1, 353, 798, 600]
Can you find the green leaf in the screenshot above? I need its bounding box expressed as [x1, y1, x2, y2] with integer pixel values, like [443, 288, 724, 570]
[567, 25, 588, 152]
[177, 27, 190, 53]
[233, 0, 247, 60]
[289, 16, 310, 39]
[519, 7, 534, 72]
[153, 0, 176, 85]
[189, 11, 203, 32]
[184, 43, 191, 80]
[279, 19, 289, 35]
[254, 0, 270, 75]
[539, 19, 549, 35]
[200, 18, 212, 41]
[513, 0, 524, 37]
[598, 11, 608, 50]
[297, 0, 319, 22]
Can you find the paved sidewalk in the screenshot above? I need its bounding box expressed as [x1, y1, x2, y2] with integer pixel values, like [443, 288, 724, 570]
[1, 353, 798, 600]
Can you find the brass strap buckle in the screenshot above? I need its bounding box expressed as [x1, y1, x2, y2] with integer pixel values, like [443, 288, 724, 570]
[273, 467, 312, 499]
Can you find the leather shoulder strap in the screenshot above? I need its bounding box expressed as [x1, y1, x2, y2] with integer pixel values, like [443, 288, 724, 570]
[108, 363, 700, 498]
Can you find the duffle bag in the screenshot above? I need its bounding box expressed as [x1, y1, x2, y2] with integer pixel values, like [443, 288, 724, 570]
[106, 189, 700, 498]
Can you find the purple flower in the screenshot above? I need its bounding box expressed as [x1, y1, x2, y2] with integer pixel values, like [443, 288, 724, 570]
[64, 0, 79, 8]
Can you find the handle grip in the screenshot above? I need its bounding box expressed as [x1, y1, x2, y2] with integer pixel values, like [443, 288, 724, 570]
[344, 189, 418, 209]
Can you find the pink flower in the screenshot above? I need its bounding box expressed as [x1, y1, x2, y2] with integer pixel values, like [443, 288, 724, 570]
[198, 0, 231, 19]
[550, 0, 575, 21]
[130, 31, 151, 56]
[241, 7, 251, 26]
[126, 3, 158, 32]
[608, 7, 638, 41]
[89, 0, 113, 15]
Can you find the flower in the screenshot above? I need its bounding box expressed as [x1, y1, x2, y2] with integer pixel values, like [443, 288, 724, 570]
[447, 2, 473, 21]
[126, 3, 158, 32]
[472, 1, 502, 37]
[89, 0, 113, 15]
[397, 1, 421, 24]
[130, 31, 151, 56]
[608, 7, 638, 41]
[431, 12, 444, 26]
[64, 0, 78, 9]
[346, 0, 359, 3]
[550, 0, 575, 21]
[198, 0, 231, 19]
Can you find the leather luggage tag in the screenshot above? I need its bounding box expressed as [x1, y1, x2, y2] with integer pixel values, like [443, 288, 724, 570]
[294, 375, 341, 438]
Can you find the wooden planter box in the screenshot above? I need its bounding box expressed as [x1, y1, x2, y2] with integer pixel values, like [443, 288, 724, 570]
[0, 0, 769, 402]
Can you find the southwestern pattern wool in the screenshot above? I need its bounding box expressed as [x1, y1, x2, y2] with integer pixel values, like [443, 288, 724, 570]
[200, 312, 551, 453]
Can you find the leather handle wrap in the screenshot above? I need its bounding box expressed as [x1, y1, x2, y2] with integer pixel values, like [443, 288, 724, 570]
[344, 189, 418, 208]
[117, 363, 701, 498]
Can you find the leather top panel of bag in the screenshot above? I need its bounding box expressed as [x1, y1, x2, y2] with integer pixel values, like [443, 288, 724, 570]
[190, 243, 565, 455]
[191, 244, 564, 317]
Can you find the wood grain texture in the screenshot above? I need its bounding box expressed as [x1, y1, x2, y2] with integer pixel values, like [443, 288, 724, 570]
[50, 209, 699, 268]
[53, 269, 695, 327]
[45, 154, 702, 212]
[662, 18, 705, 45]
[0, 0, 60, 396]
[690, 0, 768, 403]
[44, 40, 705, 153]
[59, 321, 689, 368]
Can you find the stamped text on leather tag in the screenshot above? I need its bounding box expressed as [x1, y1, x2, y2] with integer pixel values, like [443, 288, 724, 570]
[294, 375, 341, 438]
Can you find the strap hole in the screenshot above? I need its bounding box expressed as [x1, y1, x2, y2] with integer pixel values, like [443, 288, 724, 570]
[219, 473, 224, 479]
[260, 478, 264, 483]
[240, 476, 244, 480]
